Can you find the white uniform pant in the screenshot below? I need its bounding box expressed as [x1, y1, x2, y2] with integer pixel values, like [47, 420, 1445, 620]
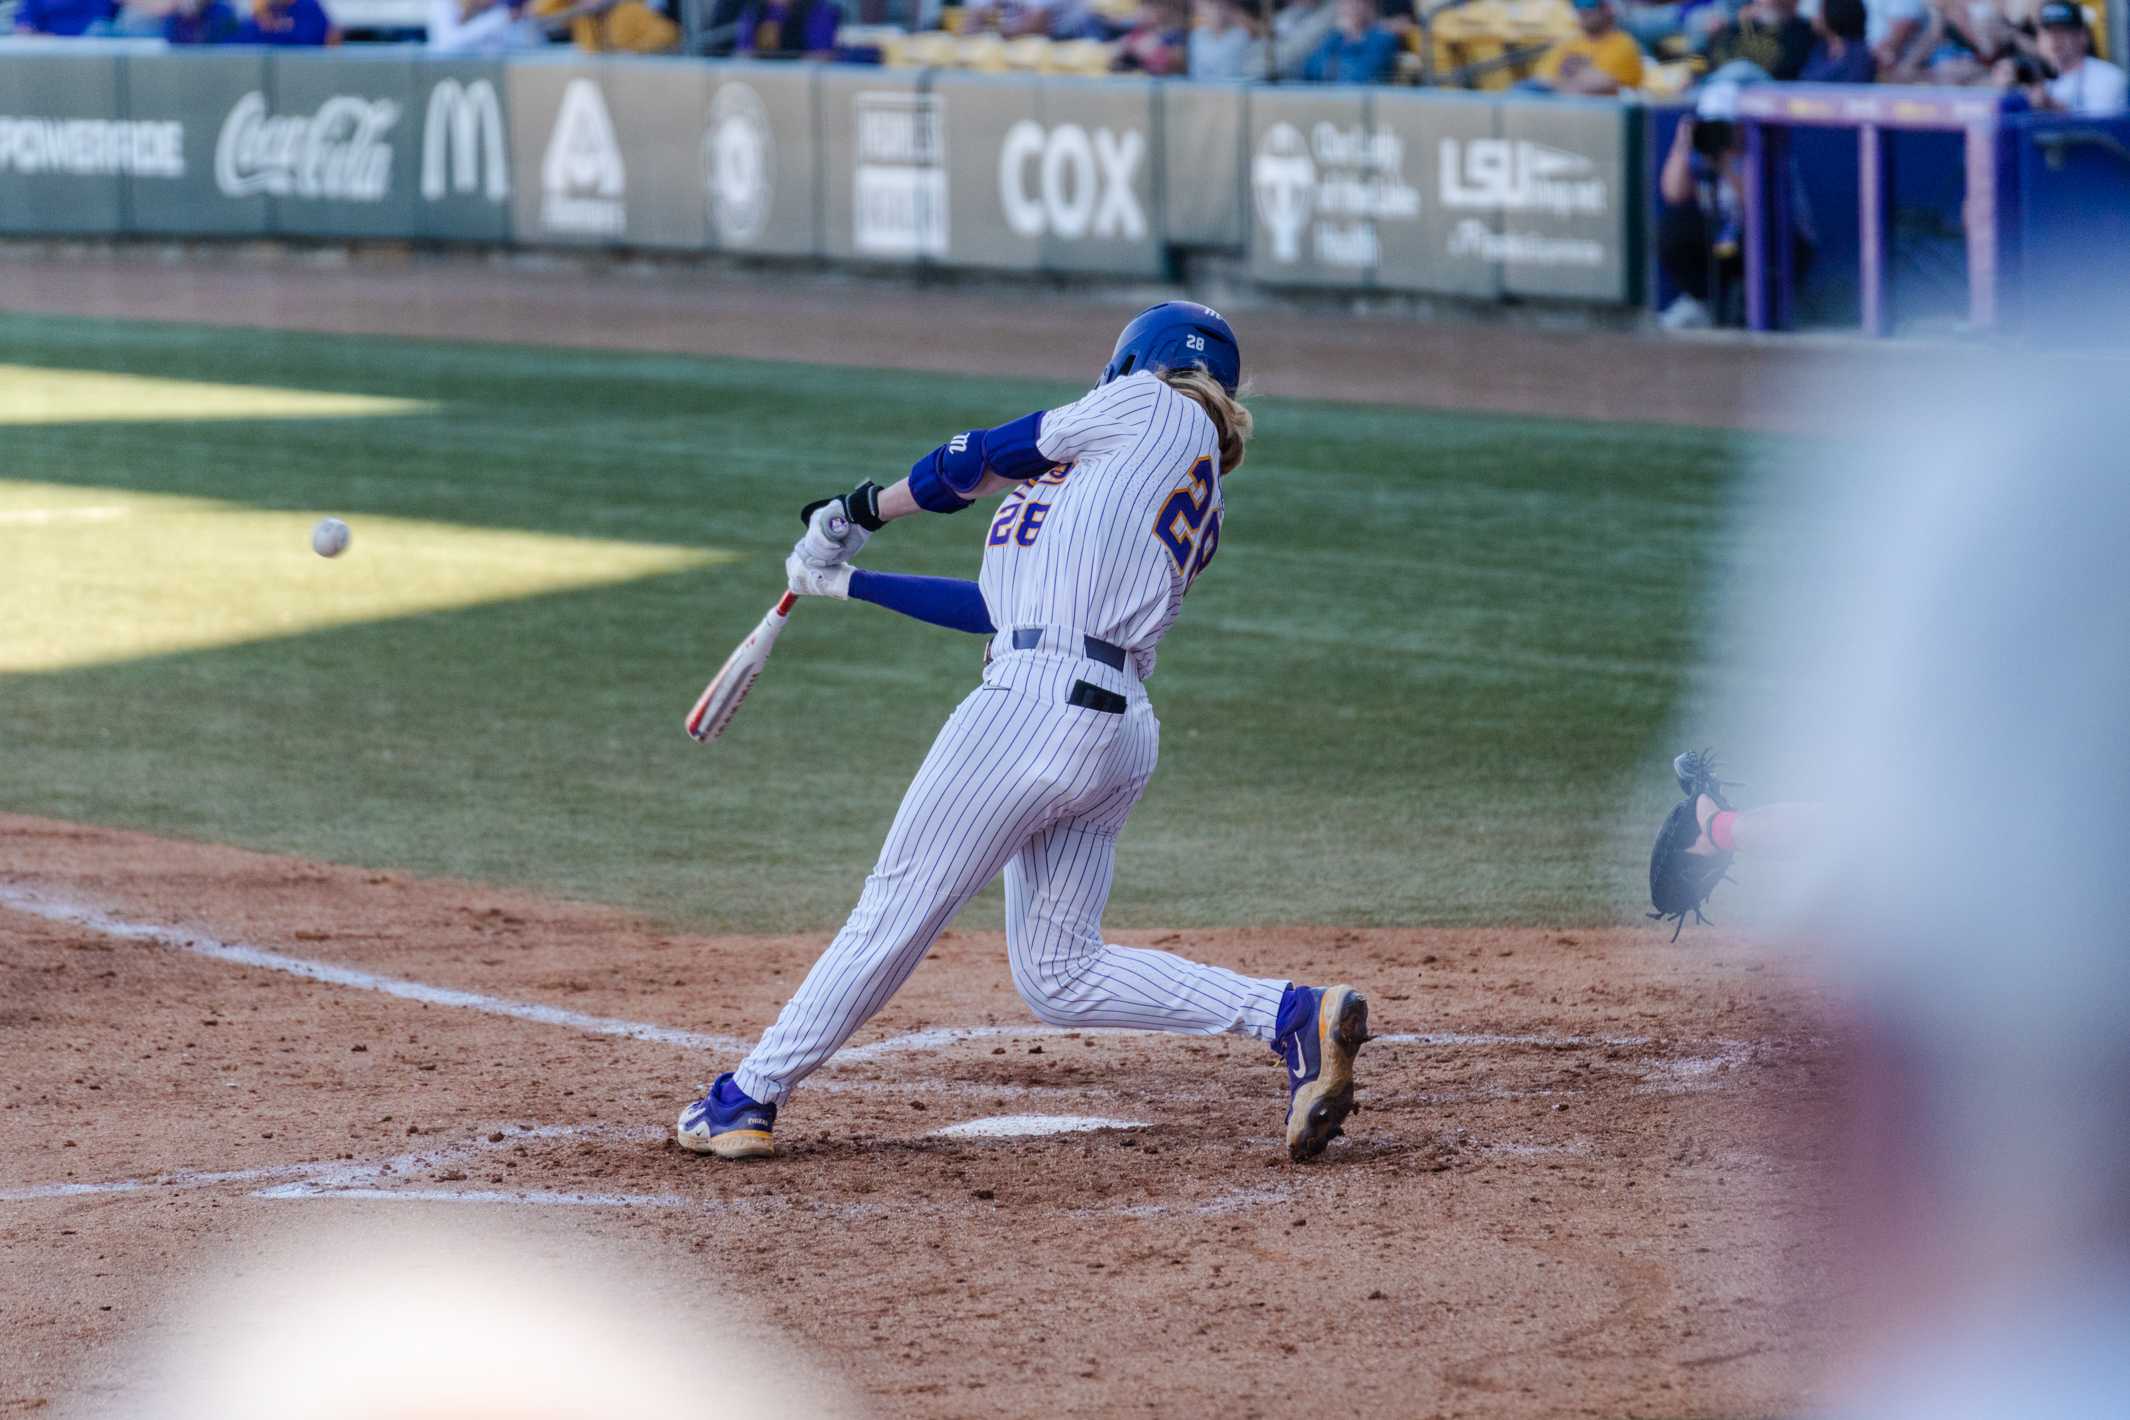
[734, 641, 1288, 1106]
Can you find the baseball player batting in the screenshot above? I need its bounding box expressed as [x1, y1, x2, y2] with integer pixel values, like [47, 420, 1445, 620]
[676, 302, 1371, 1163]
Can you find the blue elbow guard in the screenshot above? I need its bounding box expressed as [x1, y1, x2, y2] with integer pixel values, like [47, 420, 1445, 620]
[907, 411, 1049, 513]
[978, 411, 1049, 482]
[907, 448, 974, 514]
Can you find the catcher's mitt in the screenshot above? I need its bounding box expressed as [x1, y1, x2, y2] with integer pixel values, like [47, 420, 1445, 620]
[1648, 749, 1736, 940]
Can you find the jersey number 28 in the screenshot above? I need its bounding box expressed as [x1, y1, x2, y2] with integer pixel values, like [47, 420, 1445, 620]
[1153, 455, 1221, 587]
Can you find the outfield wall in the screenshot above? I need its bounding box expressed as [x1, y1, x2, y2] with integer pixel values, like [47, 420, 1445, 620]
[0, 49, 1641, 304]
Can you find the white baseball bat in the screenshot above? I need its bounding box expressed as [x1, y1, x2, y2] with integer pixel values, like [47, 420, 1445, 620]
[682, 511, 849, 745]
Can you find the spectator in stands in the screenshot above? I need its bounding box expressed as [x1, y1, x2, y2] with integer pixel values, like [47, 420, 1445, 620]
[961, 0, 1098, 38]
[1893, 0, 2001, 83]
[1531, 0, 1647, 93]
[1272, 0, 1339, 76]
[163, 0, 239, 39]
[1617, 0, 1727, 54]
[1301, 0, 1400, 80]
[1998, 0, 2127, 110]
[733, 0, 839, 52]
[236, 0, 337, 41]
[1800, 0, 1876, 78]
[429, 0, 545, 49]
[1190, 0, 1266, 77]
[1868, 0, 1928, 74]
[1702, 0, 1813, 79]
[1114, 0, 1191, 71]
[532, 0, 679, 49]
[11, 0, 117, 33]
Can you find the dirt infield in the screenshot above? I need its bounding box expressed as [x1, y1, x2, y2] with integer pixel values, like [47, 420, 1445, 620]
[1, 815, 1841, 1417]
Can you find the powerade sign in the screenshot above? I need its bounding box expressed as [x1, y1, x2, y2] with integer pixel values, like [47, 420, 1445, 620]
[0, 119, 184, 177]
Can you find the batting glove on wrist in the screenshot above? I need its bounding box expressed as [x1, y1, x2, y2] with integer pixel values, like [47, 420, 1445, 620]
[797, 482, 884, 565]
[797, 502, 868, 566]
[786, 550, 852, 600]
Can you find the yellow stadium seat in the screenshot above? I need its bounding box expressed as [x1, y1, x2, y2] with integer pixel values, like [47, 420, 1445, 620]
[1048, 38, 1118, 72]
[957, 32, 1009, 68]
[1002, 33, 1052, 68]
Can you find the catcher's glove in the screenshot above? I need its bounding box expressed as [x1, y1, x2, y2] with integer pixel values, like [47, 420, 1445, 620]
[1648, 749, 1736, 941]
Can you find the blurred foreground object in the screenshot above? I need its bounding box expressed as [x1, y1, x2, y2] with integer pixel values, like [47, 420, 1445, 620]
[1710, 361, 2130, 1419]
[139, 1215, 849, 1420]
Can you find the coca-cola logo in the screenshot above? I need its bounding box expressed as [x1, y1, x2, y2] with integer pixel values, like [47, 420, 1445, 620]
[215, 91, 399, 202]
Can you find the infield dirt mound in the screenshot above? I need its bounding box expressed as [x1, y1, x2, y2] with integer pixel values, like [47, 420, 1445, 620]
[1, 814, 1842, 1418]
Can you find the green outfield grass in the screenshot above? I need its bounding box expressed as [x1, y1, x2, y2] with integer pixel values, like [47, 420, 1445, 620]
[0, 312, 1764, 932]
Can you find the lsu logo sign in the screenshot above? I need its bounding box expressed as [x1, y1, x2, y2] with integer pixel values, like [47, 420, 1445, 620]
[997, 121, 1145, 242]
[1438, 139, 1607, 218]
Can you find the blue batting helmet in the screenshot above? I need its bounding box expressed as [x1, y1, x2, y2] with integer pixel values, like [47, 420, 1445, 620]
[1100, 302, 1241, 395]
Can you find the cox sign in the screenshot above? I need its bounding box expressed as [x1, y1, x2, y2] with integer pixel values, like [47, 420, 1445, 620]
[997, 120, 1144, 241]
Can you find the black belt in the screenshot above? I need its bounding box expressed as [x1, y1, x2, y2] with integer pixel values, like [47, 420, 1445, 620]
[1009, 627, 1127, 671]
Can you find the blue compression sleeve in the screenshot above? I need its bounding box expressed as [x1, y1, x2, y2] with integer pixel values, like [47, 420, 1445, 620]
[847, 570, 996, 636]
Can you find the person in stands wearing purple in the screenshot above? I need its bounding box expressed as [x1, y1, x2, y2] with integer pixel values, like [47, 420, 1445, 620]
[164, 0, 240, 39]
[12, 0, 117, 34]
[1799, 0, 1876, 80]
[733, 0, 838, 55]
[1301, 0, 1401, 81]
[236, 0, 338, 41]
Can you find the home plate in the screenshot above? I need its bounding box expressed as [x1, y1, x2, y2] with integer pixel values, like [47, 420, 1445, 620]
[933, 1114, 1148, 1140]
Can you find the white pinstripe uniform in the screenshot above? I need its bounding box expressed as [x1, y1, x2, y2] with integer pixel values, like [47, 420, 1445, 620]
[731, 372, 1289, 1106]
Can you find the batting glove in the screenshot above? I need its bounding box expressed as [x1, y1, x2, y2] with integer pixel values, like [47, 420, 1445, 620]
[797, 482, 884, 566]
[786, 550, 852, 600]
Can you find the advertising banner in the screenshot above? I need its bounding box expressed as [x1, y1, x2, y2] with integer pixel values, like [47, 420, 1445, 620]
[0, 52, 130, 236]
[927, 73, 1042, 271]
[1163, 82, 1245, 250]
[1372, 92, 1500, 299]
[1031, 75, 1162, 276]
[700, 63, 818, 256]
[121, 49, 270, 236]
[260, 51, 420, 239]
[605, 58, 711, 250]
[1493, 99, 1633, 301]
[507, 58, 626, 246]
[818, 67, 942, 264]
[1245, 87, 1415, 289]
[412, 60, 513, 244]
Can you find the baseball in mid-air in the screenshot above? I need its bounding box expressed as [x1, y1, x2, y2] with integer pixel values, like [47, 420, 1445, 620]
[311, 517, 351, 559]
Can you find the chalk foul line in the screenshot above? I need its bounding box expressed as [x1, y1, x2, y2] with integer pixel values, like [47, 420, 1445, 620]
[0, 885, 750, 1055]
[0, 884, 1747, 1100]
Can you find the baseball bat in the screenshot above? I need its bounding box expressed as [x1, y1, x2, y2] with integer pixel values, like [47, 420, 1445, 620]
[682, 510, 851, 745]
[683, 591, 797, 744]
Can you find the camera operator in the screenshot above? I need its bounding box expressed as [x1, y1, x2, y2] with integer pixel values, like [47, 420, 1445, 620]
[1995, 0, 2126, 112]
[1656, 82, 1746, 330]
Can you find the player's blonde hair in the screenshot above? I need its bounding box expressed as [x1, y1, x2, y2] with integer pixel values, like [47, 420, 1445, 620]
[1158, 365, 1254, 475]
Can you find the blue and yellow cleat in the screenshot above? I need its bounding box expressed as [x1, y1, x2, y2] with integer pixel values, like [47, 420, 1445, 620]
[1277, 985, 1370, 1162]
[676, 1073, 776, 1160]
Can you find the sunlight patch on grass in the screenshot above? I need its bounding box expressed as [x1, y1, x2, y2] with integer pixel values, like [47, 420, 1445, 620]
[0, 365, 434, 425]
[1, 480, 733, 672]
